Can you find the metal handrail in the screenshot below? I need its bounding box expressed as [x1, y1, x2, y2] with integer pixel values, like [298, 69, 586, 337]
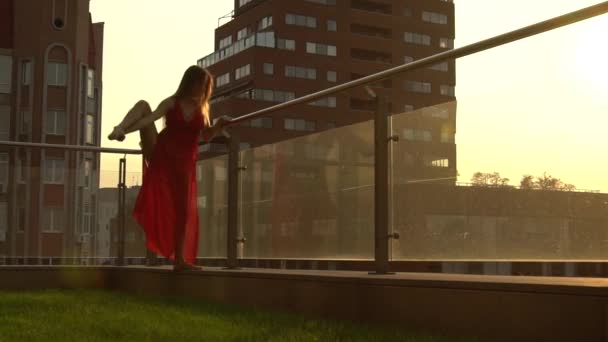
[1, 4, 606, 157]
[227, 1, 608, 126]
[0, 140, 142, 155]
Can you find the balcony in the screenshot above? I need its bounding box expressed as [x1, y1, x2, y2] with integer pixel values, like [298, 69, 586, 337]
[350, 0, 392, 15]
[350, 23, 392, 39]
[198, 31, 276, 68]
[351, 48, 392, 64]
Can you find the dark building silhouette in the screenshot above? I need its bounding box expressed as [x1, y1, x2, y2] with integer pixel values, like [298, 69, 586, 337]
[0, 0, 104, 262]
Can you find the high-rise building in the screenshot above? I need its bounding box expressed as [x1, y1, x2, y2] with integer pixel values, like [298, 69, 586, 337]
[0, 0, 104, 262]
[198, 0, 456, 183]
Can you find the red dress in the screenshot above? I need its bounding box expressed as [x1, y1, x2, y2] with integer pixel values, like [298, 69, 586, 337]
[133, 98, 207, 264]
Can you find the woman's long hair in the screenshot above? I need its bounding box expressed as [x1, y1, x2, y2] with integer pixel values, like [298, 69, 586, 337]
[174, 65, 214, 126]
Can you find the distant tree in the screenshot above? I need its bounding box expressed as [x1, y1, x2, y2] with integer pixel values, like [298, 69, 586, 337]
[519, 175, 535, 190]
[519, 172, 576, 191]
[470, 172, 511, 187]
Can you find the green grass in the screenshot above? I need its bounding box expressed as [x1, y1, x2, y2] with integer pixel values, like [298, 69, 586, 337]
[0, 290, 466, 342]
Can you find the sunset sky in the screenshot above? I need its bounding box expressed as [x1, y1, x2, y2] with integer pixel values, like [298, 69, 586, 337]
[90, 0, 608, 191]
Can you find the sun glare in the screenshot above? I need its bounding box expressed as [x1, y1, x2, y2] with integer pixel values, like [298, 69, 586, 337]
[571, 16, 608, 90]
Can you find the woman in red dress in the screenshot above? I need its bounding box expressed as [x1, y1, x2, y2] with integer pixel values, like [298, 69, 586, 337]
[108, 66, 229, 271]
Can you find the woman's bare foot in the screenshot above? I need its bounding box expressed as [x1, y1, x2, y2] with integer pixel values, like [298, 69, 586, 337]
[108, 126, 126, 141]
[173, 263, 202, 272]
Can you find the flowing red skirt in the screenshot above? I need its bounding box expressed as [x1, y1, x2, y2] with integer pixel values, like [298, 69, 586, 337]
[133, 131, 199, 264]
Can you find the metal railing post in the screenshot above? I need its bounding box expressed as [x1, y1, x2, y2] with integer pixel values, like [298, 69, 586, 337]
[372, 96, 391, 275]
[117, 157, 126, 266]
[225, 134, 242, 269]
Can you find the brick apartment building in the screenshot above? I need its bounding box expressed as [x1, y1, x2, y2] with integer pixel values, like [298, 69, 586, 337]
[0, 0, 103, 263]
[199, 0, 457, 184]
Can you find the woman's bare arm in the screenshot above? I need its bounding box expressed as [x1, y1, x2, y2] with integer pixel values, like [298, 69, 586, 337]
[123, 97, 174, 134]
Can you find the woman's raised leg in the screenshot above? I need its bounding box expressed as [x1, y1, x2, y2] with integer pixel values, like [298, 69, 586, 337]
[108, 100, 153, 142]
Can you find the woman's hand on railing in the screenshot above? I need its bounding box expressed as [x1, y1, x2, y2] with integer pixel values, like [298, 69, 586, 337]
[214, 115, 233, 129]
[213, 115, 234, 137]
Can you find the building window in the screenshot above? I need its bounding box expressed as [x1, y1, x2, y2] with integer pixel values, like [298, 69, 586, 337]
[87, 69, 94, 98]
[403, 128, 432, 142]
[243, 117, 273, 129]
[327, 71, 337, 82]
[440, 85, 455, 97]
[308, 97, 337, 108]
[403, 104, 414, 112]
[425, 157, 449, 168]
[285, 66, 317, 80]
[44, 158, 65, 184]
[440, 38, 454, 49]
[258, 16, 273, 31]
[0, 153, 7, 194]
[0, 106, 9, 140]
[327, 20, 337, 31]
[22, 60, 32, 86]
[251, 89, 295, 103]
[306, 42, 337, 56]
[256, 31, 275, 48]
[404, 32, 431, 46]
[42, 207, 64, 233]
[277, 38, 296, 51]
[286, 14, 317, 28]
[235, 64, 251, 80]
[284, 118, 316, 132]
[16, 154, 26, 183]
[45, 110, 66, 135]
[45, 110, 67, 135]
[430, 62, 449, 72]
[0, 55, 12, 94]
[238, 0, 253, 7]
[404, 81, 431, 94]
[237, 27, 250, 40]
[85, 114, 95, 144]
[47, 62, 67, 86]
[20, 111, 31, 135]
[404, 56, 414, 64]
[263, 63, 274, 75]
[216, 73, 230, 88]
[422, 11, 448, 25]
[219, 36, 232, 49]
[90, 89, 99, 115]
[83, 159, 92, 188]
